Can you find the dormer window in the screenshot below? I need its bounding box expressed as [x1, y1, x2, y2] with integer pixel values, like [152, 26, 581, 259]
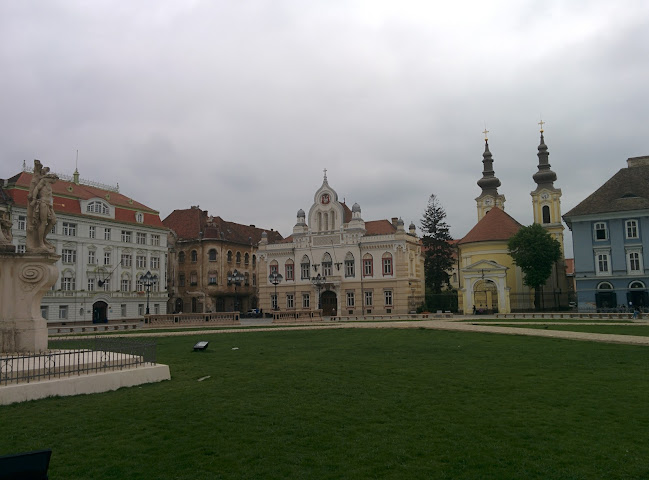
[87, 201, 109, 215]
[594, 222, 608, 241]
[135, 212, 144, 223]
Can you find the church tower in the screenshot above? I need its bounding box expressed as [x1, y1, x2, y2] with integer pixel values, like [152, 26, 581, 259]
[530, 123, 564, 252]
[475, 132, 506, 221]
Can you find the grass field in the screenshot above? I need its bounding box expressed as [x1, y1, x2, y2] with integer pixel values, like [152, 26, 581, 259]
[501, 324, 649, 336]
[2, 328, 649, 479]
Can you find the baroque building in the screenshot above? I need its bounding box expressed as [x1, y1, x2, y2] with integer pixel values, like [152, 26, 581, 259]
[563, 156, 649, 312]
[163, 207, 282, 313]
[457, 129, 570, 313]
[3, 162, 169, 323]
[257, 173, 425, 316]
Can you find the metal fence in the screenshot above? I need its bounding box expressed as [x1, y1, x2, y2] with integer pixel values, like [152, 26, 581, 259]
[0, 337, 157, 386]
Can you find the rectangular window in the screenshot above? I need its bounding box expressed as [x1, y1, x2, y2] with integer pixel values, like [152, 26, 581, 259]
[626, 220, 639, 239]
[138, 304, 144, 316]
[58, 305, 68, 319]
[179, 274, 185, 287]
[89, 225, 96, 239]
[596, 253, 610, 274]
[323, 261, 333, 277]
[346, 291, 355, 307]
[594, 222, 608, 240]
[154, 304, 160, 314]
[17, 245, 26, 254]
[62, 248, 76, 263]
[62, 276, 75, 291]
[151, 256, 160, 269]
[363, 258, 373, 277]
[190, 272, 197, 285]
[383, 257, 393, 275]
[103, 280, 110, 291]
[629, 252, 641, 271]
[208, 273, 217, 285]
[151, 234, 160, 246]
[104, 252, 111, 265]
[136, 255, 146, 269]
[271, 294, 278, 310]
[41, 306, 48, 320]
[286, 294, 294, 309]
[384, 290, 393, 306]
[104, 228, 111, 240]
[88, 251, 96, 265]
[301, 262, 310, 279]
[87, 278, 95, 291]
[121, 254, 132, 267]
[270, 264, 278, 275]
[121, 278, 131, 292]
[62, 222, 77, 236]
[345, 260, 355, 277]
[365, 291, 373, 307]
[121, 230, 132, 243]
[136, 232, 147, 245]
[286, 264, 294, 281]
[17, 215, 26, 230]
[121, 304, 127, 317]
[302, 293, 310, 309]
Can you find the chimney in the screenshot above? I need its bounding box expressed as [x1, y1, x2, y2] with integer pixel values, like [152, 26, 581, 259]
[627, 156, 649, 168]
[391, 217, 398, 226]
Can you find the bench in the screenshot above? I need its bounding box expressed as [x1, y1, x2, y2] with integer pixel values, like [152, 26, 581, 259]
[0, 449, 52, 480]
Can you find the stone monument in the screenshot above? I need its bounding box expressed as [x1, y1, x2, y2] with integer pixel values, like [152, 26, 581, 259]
[0, 160, 60, 353]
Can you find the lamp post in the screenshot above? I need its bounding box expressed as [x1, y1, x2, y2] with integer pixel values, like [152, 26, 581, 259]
[227, 269, 245, 312]
[311, 273, 326, 310]
[142, 270, 158, 315]
[268, 271, 283, 310]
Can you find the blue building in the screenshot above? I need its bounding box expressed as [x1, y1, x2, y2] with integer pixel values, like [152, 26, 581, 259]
[564, 156, 649, 312]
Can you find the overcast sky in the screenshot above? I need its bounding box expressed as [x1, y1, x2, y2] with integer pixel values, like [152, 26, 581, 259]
[2, 1, 648, 257]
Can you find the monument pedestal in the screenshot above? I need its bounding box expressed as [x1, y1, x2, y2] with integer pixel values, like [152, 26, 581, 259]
[0, 253, 59, 353]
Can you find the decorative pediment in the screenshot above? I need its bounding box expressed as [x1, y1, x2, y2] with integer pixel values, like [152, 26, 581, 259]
[462, 259, 508, 273]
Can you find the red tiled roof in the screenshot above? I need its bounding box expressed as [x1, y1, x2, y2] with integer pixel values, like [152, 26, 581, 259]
[365, 220, 397, 236]
[163, 207, 283, 245]
[457, 207, 522, 245]
[4, 171, 164, 228]
[341, 202, 353, 223]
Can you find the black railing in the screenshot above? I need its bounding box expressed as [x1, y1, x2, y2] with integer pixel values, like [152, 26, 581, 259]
[0, 337, 157, 386]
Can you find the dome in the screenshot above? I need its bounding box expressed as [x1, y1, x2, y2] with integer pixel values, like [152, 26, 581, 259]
[352, 203, 361, 213]
[409, 221, 416, 230]
[397, 218, 404, 226]
[297, 209, 305, 217]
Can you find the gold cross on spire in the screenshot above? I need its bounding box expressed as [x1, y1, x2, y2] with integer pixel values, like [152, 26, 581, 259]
[538, 118, 545, 133]
[482, 127, 489, 141]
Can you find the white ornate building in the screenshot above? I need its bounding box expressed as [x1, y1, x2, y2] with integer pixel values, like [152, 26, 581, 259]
[257, 173, 425, 315]
[3, 163, 169, 323]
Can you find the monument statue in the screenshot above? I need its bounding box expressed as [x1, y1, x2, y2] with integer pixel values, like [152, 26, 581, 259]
[26, 160, 58, 254]
[0, 210, 13, 250]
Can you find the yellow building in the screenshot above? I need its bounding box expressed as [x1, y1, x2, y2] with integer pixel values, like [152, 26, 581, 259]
[458, 130, 569, 314]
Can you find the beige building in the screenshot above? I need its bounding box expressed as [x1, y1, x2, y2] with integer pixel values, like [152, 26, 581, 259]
[163, 207, 282, 313]
[257, 173, 425, 316]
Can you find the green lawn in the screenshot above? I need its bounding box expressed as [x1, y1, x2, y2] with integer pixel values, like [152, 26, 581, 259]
[502, 324, 649, 336]
[2, 329, 649, 479]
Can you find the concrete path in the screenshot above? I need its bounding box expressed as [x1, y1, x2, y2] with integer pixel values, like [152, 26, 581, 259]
[52, 316, 649, 347]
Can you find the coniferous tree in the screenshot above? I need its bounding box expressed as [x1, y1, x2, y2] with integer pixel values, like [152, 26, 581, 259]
[420, 194, 455, 294]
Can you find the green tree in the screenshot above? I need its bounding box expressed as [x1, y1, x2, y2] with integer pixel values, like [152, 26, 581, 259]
[507, 223, 562, 309]
[421, 194, 455, 294]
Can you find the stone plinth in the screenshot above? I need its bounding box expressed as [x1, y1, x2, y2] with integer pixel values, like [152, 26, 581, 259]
[0, 253, 59, 353]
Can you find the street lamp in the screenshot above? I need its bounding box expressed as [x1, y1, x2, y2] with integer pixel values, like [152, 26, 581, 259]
[268, 271, 283, 310]
[227, 269, 245, 312]
[311, 273, 326, 310]
[142, 270, 158, 315]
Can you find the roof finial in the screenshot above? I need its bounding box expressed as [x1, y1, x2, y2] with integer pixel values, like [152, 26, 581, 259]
[538, 117, 545, 133]
[482, 125, 489, 141]
[323, 168, 327, 181]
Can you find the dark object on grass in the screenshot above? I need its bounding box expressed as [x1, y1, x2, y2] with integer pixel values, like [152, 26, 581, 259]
[0, 449, 52, 480]
[193, 341, 209, 351]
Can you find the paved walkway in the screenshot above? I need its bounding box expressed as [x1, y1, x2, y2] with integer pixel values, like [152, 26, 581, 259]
[54, 316, 649, 347]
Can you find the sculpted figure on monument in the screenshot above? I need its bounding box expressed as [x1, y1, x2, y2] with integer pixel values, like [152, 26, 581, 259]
[0, 210, 13, 248]
[26, 160, 58, 254]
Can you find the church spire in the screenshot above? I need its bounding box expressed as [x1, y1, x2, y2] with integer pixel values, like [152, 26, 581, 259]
[477, 139, 502, 197]
[533, 121, 557, 190]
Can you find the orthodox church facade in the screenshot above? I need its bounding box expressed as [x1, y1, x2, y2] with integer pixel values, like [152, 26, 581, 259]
[457, 129, 570, 314]
[257, 173, 425, 316]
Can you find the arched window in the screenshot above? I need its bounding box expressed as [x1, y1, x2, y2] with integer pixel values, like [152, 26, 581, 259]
[244, 253, 249, 265]
[301, 255, 310, 279]
[542, 205, 551, 224]
[596, 281, 616, 309]
[87, 200, 109, 215]
[227, 250, 233, 263]
[382, 252, 393, 276]
[322, 253, 333, 276]
[236, 252, 241, 264]
[630, 281, 645, 289]
[178, 251, 186, 263]
[344, 252, 355, 277]
[191, 250, 198, 262]
[269, 260, 279, 275]
[252, 255, 256, 267]
[363, 254, 373, 277]
[285, 259, 294, 280]
[208, 249, 217, 261]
